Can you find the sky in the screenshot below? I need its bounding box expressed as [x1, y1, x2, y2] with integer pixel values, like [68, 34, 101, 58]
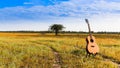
[0, 0, 120, 32]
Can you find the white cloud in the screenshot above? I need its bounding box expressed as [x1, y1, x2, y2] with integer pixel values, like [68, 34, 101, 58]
[0, 0, 120, 31]
[0, 0, 120, 19]
[0, 21, 51, 31]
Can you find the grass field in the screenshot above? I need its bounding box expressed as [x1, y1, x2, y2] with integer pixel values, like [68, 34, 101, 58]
[0, 33, 119, 68]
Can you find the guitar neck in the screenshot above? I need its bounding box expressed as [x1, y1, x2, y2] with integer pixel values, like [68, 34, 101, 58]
[85, 19, 92, 38]
[88, 23, 91, 35]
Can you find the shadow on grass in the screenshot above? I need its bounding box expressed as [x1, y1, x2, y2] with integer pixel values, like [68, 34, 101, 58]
[103, 45, 120, 47]
[71, 49, 86, 56]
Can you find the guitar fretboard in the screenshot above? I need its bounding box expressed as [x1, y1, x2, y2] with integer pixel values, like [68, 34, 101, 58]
[85, 19, 92, 39]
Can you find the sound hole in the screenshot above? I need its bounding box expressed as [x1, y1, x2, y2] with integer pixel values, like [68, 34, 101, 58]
[90, 39, 94, 42]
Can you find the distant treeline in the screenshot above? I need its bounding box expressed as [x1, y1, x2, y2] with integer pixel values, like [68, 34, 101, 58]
[0, 31, 119, 34]
[96, 31, 120, 34]
[0, 31, 53, 33]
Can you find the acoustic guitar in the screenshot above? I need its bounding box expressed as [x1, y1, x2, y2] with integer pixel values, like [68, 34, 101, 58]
[85, 19, 99, 56]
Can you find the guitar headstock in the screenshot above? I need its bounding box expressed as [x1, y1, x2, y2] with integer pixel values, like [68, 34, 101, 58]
[85, 18, 91, 33]
[85, 19, 89, 24]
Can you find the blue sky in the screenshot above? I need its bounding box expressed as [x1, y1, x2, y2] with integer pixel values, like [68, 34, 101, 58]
[0, 0, 120, 32]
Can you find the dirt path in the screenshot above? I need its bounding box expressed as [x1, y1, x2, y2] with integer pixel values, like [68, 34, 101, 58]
[75, 41, 120, 67]
[100, 54, 120, 68]
[32, 41, 120, 68]
[50, 47, 62, 68]
[31, 41, 62, 68]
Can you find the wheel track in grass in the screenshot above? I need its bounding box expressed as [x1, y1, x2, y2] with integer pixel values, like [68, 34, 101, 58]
[49, 46, 62, 68]
[32, 41, 120, 68]
[99, 54, 120, 68]
[31, 41, 62, 68]
[75, 41, 120, 68]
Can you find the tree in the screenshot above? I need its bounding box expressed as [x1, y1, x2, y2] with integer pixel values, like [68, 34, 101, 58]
[49, 24, 65, 36]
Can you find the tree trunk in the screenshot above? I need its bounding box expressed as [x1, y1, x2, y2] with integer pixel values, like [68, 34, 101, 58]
[55, 30, 58, 36]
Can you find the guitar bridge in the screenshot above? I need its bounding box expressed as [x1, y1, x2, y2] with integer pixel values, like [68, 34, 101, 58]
[91, 46, 95, 47]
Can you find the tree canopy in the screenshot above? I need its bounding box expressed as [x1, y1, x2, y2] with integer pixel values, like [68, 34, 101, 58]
[49, 24, 65, 35]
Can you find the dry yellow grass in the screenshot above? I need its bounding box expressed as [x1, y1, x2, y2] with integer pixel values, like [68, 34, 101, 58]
[0, 33, 119, 68]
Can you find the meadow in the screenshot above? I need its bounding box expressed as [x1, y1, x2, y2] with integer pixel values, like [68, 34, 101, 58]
[0, 33, 119, 68]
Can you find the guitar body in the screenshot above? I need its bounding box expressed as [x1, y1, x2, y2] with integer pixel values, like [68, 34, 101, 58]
[86, 35, 99, 54]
